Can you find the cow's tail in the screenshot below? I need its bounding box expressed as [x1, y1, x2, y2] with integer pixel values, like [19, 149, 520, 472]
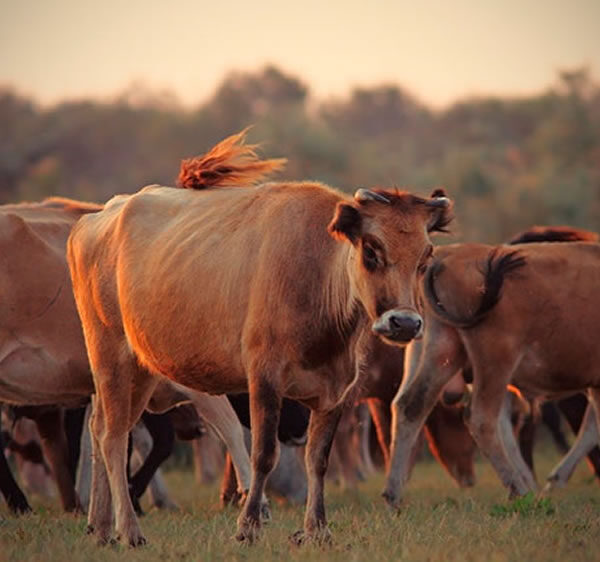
[177, 127, 287, 190]
[423, 247, 526, 329]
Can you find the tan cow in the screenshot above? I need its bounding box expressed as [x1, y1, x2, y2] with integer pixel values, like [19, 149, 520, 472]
[383, 241, 600, 508]
[67, 129, 452, 545]
[0, 198, 102, 511]
[0, 197, 262, 516]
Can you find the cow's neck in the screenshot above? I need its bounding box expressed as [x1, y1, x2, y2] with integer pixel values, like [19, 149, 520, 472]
[326, 243, 363, 337]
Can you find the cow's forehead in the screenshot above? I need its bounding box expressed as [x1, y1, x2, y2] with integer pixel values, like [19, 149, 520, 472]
[362, 204, 430, 244]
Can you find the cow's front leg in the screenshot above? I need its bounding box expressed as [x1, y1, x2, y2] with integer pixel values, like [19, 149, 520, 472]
[235, 373, 281, 544]
[383, 329, 464, 509]
[290, 405, 343, 546]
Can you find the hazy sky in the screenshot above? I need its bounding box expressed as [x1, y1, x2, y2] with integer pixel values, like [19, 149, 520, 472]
[1, 0, 599, 107]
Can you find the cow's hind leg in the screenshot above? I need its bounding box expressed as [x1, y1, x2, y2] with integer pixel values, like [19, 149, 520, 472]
[368, 398, 391, 467]
[497, 392, 538, 490]
[128, 412, 175, 512]
[466, 372, 534, 497]
[34, 408, 82, 513]
[557, 394, 600, 479]
[517, 402, 537, 473]
[220, 453, 241, 507]
[235, 369, 281, 543]
[186, 392, 263, 513]
[0, 410, 31, 514]
[545, 389, 600, 492]
[290, 405, 343, 546]
[544, 403, 598, 492]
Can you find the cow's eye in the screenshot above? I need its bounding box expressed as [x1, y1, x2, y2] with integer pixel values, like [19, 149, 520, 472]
[363, 245, 379, 272]
[417, 262, 428, 275]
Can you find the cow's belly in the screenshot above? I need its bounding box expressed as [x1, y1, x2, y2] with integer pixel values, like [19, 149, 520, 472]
[512, 344, 600, 399]
[0, 344, 92, 407]
[281, 358, 357, 412]
[135, 350, 248, 396]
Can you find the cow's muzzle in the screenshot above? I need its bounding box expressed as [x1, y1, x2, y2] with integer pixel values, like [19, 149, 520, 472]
[372, 309, 423, 344]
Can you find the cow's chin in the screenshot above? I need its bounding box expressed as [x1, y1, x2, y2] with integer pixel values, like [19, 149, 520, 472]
[373, 330, 419, 347]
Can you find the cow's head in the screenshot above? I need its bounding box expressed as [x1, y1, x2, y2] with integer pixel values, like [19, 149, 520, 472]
[328, 187, 452, 346]
[426, 403, 476, 488]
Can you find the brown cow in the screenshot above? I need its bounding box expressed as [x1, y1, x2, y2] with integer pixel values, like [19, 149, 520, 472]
[0, 197, 259, 517]
[67, 129, 452, 545]
[0, 198, 102, 512]
[362, 335, 476, 487]
[508, 226, 600, 480]
[383, 240, 600, 508]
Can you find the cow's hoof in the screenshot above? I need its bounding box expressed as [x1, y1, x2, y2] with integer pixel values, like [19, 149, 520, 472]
[237, 489, 249, 507]
[115, 532, 147, 548]
[129, 534, 147, 548]
[457, 473, 476, 488]
[8, 500, 32, 515]
[543, 472, 565, 493]
[541, 480, 556, 496]
[66, 500, 84, 516]
[220, 490, 242, 509]
[289, 527, 332, 547]
[260, 500, 271, 523]
[235, 519, 260, 545]
[86, 524, 112, 546]
[381, 489, 401, 512]
[153, 499, 180, 512]
[289, 530, 305, 546]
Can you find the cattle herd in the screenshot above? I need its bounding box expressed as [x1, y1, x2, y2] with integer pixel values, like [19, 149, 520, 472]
[1, 129, 599, 547]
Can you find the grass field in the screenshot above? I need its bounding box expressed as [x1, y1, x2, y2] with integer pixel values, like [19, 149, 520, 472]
[2, 444, 600, 562]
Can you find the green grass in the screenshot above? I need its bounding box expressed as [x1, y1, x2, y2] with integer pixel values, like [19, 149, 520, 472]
[2, 447, 600, 562]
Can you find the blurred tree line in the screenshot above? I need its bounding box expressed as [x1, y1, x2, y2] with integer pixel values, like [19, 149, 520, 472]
[1, 65, 598, 242]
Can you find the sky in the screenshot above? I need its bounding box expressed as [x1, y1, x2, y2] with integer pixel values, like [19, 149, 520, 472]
[1, 0, 599, 108]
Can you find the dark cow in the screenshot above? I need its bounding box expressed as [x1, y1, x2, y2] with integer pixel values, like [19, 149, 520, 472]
[508, 226, 600, 480]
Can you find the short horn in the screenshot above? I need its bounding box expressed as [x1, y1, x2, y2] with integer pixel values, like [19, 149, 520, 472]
[354, 188, 390, 204]
[425, 196, 450, 208]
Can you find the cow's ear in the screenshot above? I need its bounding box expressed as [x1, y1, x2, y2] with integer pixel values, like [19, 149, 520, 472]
[328, 202, 362, 244]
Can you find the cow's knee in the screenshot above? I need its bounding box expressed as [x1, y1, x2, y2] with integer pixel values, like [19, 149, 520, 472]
[467, 416, 494, 445]
[394, 382, 429, 423]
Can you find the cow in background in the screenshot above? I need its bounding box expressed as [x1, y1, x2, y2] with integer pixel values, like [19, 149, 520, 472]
[0, 197, 263, 519]
[384, 240, 600, 508]
[507, 226, 600, 481]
